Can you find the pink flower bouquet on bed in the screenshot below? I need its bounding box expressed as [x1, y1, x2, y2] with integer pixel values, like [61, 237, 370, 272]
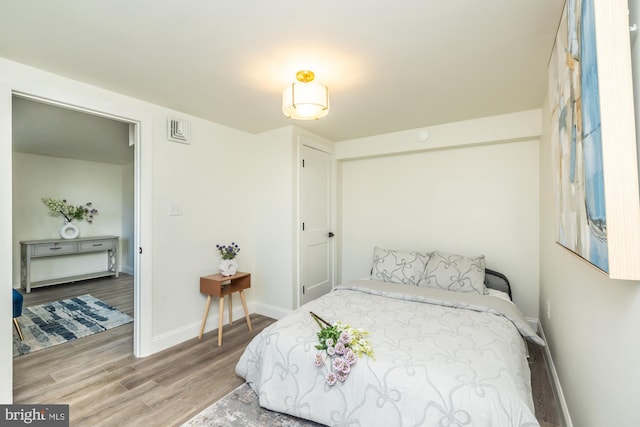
[311, 311, 374, 386]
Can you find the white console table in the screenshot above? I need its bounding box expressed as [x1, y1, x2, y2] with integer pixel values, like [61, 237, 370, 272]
[20, 236, 119, 293]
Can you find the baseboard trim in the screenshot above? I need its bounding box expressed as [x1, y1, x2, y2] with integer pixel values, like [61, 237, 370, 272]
[252, 302, 291, 320]
[150, 302, 257, 354]
[538, 324, 573, 427]
[149, 301, 291, 354]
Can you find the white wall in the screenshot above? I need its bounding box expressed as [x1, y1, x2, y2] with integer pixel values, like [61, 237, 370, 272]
[251, 127, 297, 317]
[250, 126, 335, 318]
[150, 113, 256, 337]
[539, 94, 640, 427]
[336, 111, 541, 318]
[12, 153, 128, 285]
[537, 4, 640, 425]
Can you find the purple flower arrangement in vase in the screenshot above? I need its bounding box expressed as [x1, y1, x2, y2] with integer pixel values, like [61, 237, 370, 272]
[216, 242, 240, 276]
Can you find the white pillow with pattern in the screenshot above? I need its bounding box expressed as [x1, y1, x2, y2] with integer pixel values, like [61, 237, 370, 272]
[371, 247, 430, 286]
[420, 250, 487, 294]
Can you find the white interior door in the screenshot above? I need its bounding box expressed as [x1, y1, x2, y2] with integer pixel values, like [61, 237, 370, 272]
[301, 144, 334, 305]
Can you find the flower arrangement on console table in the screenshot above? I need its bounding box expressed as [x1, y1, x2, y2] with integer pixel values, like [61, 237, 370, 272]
[42, 197, 98, 240]
[216, 242, 240, 276]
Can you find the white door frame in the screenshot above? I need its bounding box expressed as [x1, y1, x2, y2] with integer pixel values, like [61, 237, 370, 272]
[0, 85, 153, 401]
[1, 83, 15, 403]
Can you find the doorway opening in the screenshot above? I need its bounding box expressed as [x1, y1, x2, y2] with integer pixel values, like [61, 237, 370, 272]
[10, 92, 146, 399]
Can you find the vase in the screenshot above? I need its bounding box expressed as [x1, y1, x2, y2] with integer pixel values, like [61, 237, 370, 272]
[219, 258, 238, 277]
[60, 221, 80, 239]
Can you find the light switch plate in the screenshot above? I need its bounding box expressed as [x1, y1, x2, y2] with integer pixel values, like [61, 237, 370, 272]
[169, 202, 183, 216]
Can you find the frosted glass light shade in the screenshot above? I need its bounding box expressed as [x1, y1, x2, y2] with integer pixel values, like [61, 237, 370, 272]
[282, 82, 329, 120]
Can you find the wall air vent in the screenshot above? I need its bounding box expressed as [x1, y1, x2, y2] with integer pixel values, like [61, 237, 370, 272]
[167, 117, 191, 144]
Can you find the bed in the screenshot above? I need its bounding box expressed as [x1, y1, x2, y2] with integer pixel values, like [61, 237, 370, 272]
[236, 249, 544, 427]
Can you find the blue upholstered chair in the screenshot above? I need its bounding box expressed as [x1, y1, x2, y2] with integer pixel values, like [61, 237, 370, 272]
[12, 289, 24, 341]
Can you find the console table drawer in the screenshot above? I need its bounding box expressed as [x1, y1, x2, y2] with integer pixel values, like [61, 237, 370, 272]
[32, 242, 76, 256]
[79, 240, 116, 253]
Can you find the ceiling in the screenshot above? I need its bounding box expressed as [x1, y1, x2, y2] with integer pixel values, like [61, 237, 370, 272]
[12, 96, 134, 165]
[1, 1, 564, 148]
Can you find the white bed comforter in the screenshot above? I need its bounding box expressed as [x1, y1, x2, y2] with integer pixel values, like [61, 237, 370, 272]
[236, 280, 543, 427]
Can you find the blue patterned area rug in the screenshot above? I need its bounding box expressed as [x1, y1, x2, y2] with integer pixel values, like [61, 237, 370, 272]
[182, 383, 325, 427]
[13, 294, 133, 357]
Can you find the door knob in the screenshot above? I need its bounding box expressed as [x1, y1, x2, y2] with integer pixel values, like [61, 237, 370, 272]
[328, 232, 335, 238]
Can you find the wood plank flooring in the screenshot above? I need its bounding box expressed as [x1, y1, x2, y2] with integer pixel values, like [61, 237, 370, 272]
[528, 340, 562, 427]
[13, 275, 562, 426]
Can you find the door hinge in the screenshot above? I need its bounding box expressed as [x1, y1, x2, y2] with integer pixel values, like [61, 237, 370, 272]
[302, 285, 305, 294]
[302, 222, 305, 231]
[302, 159, 305, 167]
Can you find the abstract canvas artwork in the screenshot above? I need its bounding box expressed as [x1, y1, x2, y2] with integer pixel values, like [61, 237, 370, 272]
[548, 0, 608, 272]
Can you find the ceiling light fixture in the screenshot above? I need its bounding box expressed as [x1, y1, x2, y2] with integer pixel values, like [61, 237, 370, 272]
[282, 70, 329, 120]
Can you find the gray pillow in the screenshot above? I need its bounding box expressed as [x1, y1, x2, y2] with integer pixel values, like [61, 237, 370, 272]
[371, 247, 430, 286]
[420, 251, 487, 294]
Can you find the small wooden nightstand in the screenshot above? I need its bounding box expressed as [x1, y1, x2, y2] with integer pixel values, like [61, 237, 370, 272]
[199, 271, 252, 346]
